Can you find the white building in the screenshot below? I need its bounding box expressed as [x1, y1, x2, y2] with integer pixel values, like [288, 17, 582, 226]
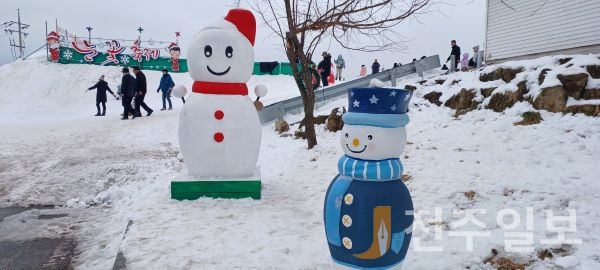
[485, 0, 600, 63]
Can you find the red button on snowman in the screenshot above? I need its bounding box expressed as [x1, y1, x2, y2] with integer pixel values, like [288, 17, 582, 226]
[178, 8, 267, 178]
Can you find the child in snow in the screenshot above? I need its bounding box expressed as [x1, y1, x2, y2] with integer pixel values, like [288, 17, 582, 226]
[460, 52, 470, 71]
[334, 55, 345, 81]
[360, 65, 367, 77]
[87, 75, 118, 116]
[469, 45, 483, 69]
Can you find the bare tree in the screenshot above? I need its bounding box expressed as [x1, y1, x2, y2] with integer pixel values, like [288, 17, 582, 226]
[250, 0, 436, 149]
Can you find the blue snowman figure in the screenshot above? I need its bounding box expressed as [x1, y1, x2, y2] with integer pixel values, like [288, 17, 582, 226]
[324, 86, 414, 269]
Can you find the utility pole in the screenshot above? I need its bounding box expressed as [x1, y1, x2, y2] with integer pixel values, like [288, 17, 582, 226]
[86, 26, 92, 42]
[2, 9, 30, 60]
[17, 9, 23, 58]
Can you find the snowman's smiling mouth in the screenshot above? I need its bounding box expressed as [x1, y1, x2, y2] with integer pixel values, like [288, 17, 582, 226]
[346, 144, 367, 154]
[207, 65, 231, 76]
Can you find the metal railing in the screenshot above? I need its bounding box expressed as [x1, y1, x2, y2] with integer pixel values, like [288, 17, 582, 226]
[258, 55, 441, 124]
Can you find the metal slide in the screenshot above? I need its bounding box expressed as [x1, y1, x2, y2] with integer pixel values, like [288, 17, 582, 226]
[258, 55, 441, 124]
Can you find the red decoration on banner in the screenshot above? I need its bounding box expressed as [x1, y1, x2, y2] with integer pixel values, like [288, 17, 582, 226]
[47, 31, 60, 62]
[71, 40, 99, 62]
[168, 42, 181, 71]
[130, 38, 160, 62]
[101, 40, 126, 66]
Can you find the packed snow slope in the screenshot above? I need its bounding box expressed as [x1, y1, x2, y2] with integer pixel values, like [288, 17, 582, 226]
[1, 56, 600, 269]
[0, 56, 299, 124]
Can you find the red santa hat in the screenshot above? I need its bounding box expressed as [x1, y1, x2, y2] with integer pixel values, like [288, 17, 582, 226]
[224, 8, 256, 46]
[47, 31, 59, 42]
[168, 42, 180, 51]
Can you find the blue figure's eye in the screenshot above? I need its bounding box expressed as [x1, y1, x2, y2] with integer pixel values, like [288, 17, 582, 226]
[367, 135, 373, 140]
[204, 45, 212, 57]
[345, 133, 349, 138]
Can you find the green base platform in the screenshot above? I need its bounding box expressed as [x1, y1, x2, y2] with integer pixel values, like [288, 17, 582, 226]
[171, 180, 261, 200]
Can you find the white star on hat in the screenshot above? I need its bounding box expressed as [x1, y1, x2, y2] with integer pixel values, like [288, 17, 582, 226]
[390, 105, 397, 112]
[353, 99, 360, 107]
[369, 95, 379, 104]
[404, 93, 411, 101]
[390, 91, 397, 97]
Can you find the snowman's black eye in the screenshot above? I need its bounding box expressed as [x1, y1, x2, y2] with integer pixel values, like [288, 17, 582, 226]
[344, 133, 349, 138]
[204, 45, 212, 57]
[367, 135, 373, 140]
[225, 46, 233, 58]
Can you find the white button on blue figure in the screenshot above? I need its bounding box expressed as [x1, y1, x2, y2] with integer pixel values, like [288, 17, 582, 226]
[324, 86, 414, 269]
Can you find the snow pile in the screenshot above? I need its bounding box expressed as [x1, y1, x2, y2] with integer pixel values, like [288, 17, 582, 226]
[0, 55, 599, 269]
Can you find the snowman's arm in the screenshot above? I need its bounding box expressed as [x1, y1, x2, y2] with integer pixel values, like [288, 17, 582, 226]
[254, 84, 268, 101]
[324, 175, 352, 247]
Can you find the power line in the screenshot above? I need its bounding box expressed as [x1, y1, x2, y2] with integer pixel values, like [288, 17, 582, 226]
[2, 9, 29, 59]
[5, 34, 16, 60]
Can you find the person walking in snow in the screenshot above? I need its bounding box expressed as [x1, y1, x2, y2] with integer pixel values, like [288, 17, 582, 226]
[446, 40, 461, 71]
[132, 66, 153, 117]
[334, 55, 345, 81]
[360, 64, 367, 77]
[120, 67, 137, 120]
[460, 52, 470, 71]
[470, 45, 483, 69]
[157, 69, 175, 110]
[317, 52, 332, 87]
[371, 59, 380, 74]
[87, 75, 118, 116]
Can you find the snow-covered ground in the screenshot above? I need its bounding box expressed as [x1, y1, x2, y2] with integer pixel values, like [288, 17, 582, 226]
[0, 56, 299, 124]
[1, 56, 600, 269]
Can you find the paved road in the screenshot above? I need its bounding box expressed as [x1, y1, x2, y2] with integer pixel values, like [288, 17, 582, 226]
[0, 207, 76, 270]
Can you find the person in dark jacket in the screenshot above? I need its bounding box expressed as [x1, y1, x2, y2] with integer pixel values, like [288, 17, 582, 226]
[87, 75, 118, 116]
[371, 59, 380, 74]
[157, 69, 175, 110]
[317, 52, 332, 87]
[120, 67, 137, 120]
[446, 40, 461, 70]
[132, 66, 153, 116]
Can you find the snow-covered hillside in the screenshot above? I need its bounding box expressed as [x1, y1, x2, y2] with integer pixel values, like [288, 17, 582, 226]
[0, 56, 599, 269]
[397, 54, 600, 117]
[0, 56, 299, 123]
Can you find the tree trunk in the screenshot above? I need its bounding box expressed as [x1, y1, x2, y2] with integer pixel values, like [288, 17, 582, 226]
[303, 94, 317, 149]
[283, 2, 318, 149]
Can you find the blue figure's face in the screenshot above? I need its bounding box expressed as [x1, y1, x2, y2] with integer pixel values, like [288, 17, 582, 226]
[341, 124, 407, 160]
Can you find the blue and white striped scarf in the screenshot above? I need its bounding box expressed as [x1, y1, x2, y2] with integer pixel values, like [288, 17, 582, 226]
[337, 155, 403, 181]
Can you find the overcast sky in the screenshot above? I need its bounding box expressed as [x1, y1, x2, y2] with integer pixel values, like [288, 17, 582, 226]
[0, 0, 485, 75]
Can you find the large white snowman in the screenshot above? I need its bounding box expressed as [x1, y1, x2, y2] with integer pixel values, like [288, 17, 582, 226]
[178, 9, 266, 179]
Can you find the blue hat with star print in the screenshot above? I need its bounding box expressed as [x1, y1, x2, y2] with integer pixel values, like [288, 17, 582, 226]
[342, 87, 412, 128]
